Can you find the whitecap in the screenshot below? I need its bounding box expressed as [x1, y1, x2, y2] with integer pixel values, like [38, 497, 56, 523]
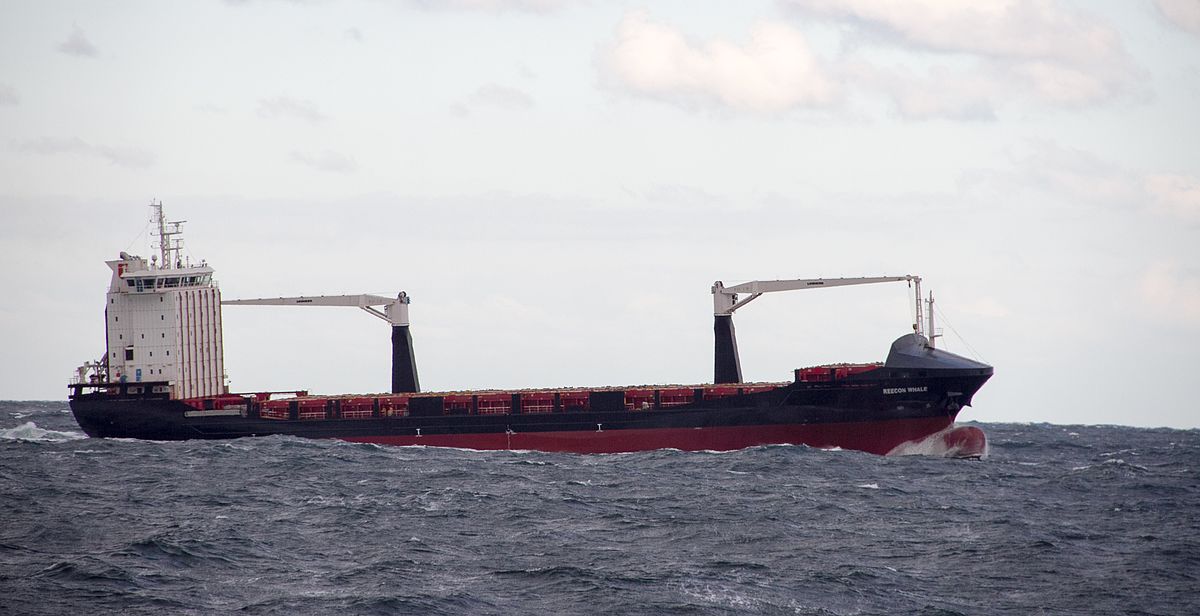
[0, 421, 86, 442]
[856, 483, 880, 489]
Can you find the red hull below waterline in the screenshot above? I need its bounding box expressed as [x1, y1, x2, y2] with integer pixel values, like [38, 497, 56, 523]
[339, 415, 962, 456]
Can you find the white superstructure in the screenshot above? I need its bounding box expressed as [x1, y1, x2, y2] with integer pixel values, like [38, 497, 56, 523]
[99, 202, 225, 399]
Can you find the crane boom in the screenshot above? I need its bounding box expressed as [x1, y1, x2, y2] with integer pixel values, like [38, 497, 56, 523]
[222, 293, 411, 326]
[713, 276, 919, 315]
[220, 292, 418, 393]
[711, 275, 924, 384]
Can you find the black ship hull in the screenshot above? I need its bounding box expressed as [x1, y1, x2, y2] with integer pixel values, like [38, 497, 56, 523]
[70, 347, 992, 456]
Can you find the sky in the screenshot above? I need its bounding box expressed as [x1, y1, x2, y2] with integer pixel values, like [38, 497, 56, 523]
[1, 0, 1198, 428]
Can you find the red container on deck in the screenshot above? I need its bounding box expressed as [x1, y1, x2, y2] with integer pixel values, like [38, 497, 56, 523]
[522, 393, 554, 414]
[625, 390, 655, 411]
[559, 391, 589, 411]
[341, 397, 375, 420]
[702, 386, 740, 400]
[261, 399, 290, 420]
[443, 395, 473, 415]
[477, 393, 512, 415]
[378, 395, 409, 417]
[297, 398, 327, 421]
[658, 388, 694, 408]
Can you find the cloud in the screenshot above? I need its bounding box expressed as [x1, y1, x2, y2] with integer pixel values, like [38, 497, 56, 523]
[600, 10, 839, 113]
[1144, 174, 1200, 223]
[1139, 261, 1200, 327]
[256, 96, 327, 123]
[1015, 141, 1141, 206]
[57, 25, 98, 58]
[11, 137, 153, 168]
[1154, 0, 1200, 35]
[405, 0, 570, 13]
[450, 83, 535, 116]
[966, 141, 1200, 225]
[846, 62, 999, 121]
[223, 0, 319, 5]
[780, 0, 1144, 118]
[0, 83, 17, 106]
[345, 27, 364, 42]
[290, 149, 357, 173]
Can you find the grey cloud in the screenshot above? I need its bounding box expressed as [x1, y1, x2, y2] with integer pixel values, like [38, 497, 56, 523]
[57, 25, 98, 58]
[779, 0, 1146, 115]
[406, 0, 570, 13]
[12, 137, 154, 168]
[290, 149, 357, 173]
[1154, 0, 1200, 35]
[345, 27, 364, 42]
[607, 4, 1145, 119]
[963, 140, 1200, 225]
[0, 84, 18, 106]
[450, 83, 534, 116]
[257, 96, 327, 123]
[224, 0, 318, 5]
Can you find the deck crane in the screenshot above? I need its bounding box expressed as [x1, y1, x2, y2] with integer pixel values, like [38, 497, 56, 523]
[711, 276, 927, 384]
[220, 292, 419, 393]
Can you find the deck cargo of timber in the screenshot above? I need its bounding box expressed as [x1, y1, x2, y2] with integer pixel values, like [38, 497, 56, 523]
[69, 203, 993, 457]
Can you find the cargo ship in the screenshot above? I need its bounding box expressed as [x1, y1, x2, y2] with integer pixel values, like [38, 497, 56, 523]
[68, 203, 993, 456]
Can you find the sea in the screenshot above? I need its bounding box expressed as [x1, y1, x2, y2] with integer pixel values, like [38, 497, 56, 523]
[1, 401, 1197, 615]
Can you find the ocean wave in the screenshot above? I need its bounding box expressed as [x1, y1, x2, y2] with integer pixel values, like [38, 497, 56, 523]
[3, 415, 1199, 615]
[0, 421, 86, 442]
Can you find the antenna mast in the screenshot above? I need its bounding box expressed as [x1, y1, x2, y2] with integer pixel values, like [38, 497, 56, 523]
[913, 277, 924, 337]
[150, 200, 187, 269]
[926, 291, 940, 349]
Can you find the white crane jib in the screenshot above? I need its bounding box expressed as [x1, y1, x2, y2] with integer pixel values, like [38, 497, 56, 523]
[710, 275, 926, 385]
[220, 292, 411, 326]
[220, 292, 419, 393]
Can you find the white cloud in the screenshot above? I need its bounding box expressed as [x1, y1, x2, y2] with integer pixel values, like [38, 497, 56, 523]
[406, 0, 569, 12]
[600, 10, 839, 113]
[224, 0, 320, 5]
[57, 25, 98, 58]
[0, 83, 17, 105]
[1154, 0, 1200, 35]
[256, 96, 327, 123]
[1140, 261, 1200, 327]
[1016, 141, 1141, 205]
[787, 1, 1119, 62]
[450, 83, 535, 116]
[782, 0, 1144, 117]
[1145, 173, 1200, 223]
[11, 136, 153, 168]
[846, 62, 999, 120]
[290, 149, 357, 173]
[966, 141, 1200, 225]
